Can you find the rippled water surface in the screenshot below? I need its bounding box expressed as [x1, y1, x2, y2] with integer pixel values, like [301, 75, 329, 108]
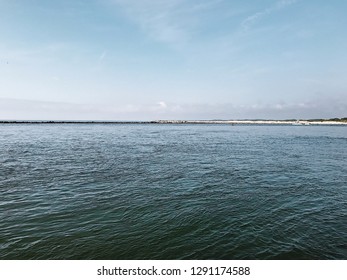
[0, 124, 346, 259]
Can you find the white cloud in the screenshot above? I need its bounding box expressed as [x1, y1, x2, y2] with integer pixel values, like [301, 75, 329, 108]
[158, 101, 168, 108]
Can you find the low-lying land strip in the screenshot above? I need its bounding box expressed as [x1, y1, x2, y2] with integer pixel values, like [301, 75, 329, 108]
[0, 118, 346, 125]
[154, 119, 347, 125]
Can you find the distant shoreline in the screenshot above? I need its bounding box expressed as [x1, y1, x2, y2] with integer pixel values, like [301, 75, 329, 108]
[0, 119, 346, 125]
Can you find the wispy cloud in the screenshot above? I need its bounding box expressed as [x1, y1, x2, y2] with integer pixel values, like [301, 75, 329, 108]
[108, 0, 225, 46]
[98, 51, 107, 61]
[109, 0, 187, 45]
[94, 50, 107, 69]
[241, 0, 298, 31]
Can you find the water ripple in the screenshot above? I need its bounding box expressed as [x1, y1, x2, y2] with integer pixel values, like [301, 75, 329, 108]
[1, 124, 346, 259]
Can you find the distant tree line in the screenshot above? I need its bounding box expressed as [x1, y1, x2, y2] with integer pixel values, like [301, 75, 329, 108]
[306, 118, 347, 122]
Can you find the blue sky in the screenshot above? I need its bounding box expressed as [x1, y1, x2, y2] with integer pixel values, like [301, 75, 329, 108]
[1, 0, 346, 120]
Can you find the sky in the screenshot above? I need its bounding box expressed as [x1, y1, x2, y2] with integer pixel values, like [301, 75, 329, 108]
[1, 0, 347, 120]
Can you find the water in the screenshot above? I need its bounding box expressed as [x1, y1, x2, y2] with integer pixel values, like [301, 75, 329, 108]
[0, 124, 346, 259]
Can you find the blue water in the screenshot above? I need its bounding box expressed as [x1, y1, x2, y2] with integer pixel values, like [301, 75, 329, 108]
[0, 124, 346, 259]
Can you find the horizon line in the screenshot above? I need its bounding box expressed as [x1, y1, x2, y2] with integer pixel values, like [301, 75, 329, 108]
[0, 118, 346, 125]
